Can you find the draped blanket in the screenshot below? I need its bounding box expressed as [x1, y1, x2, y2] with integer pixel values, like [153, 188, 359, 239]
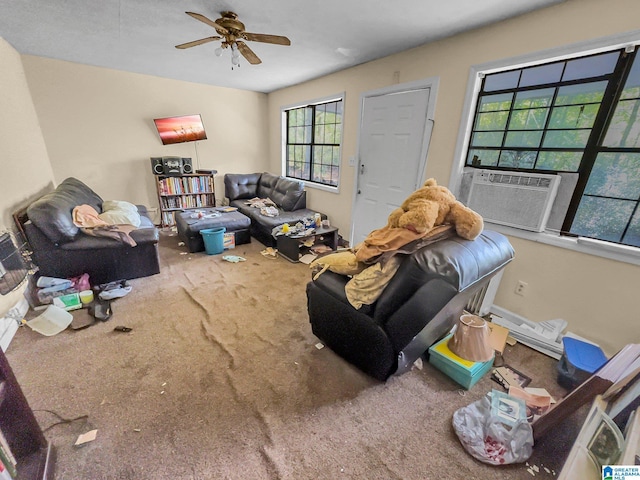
[72, 205, 137, 246]
[355, 224, 454, 264]
[344, 224, 455, 309]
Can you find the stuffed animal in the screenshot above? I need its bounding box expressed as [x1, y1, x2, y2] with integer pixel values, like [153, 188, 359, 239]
[387, 178, 484, 240]
[309, 250, 366, 280]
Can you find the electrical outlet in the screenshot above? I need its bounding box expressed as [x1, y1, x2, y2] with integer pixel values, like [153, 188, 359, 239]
[515, 280, 528, 296]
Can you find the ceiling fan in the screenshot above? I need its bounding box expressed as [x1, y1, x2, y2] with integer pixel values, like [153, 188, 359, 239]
[175, 11, 291, 66]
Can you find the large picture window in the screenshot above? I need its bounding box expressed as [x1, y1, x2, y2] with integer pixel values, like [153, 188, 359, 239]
[284, 98, 343, 187]
[466, 47, 640, 248]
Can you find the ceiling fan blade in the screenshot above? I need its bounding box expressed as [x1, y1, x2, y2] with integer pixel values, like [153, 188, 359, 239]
[237, 41, 262, 65]
[185, 11, 229, 35]
[175, 36, 221, 49]
[242, 33, 291, 46]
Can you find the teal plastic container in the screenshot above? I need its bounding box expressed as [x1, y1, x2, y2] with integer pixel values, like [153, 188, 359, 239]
[200, 227, 226, 255]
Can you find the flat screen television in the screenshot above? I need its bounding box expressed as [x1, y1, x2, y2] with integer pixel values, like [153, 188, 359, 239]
[153, 114, 207, 145]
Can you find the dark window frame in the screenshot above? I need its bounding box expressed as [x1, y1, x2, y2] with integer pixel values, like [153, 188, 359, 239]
[284, 98, 343, 188]
[465, 47, 640, 248]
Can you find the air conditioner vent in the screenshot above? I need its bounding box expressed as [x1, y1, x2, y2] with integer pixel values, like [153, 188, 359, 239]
[487, 173, 553, 189]
[467, 169, 560, 232]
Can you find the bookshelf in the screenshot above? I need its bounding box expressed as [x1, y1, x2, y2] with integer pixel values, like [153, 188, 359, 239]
[0, 347, 54, 479]
[154, 172, 216, 227]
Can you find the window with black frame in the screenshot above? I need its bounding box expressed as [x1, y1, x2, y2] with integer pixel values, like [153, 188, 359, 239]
[466, 47, 640, 248]
[285, 98, 343, 187]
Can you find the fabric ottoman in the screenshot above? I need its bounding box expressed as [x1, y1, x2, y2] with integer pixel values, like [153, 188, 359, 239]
[176, 209, 251, 253]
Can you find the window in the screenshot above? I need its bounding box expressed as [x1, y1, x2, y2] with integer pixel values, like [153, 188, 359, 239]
[284, 97, 343, 187]
[466, 47, 640, 248]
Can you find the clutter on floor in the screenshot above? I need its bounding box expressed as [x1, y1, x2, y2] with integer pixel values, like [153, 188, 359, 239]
[452, 390, 534, 465]
[222, 255, 246, 263]
[25, 305, 73, 336]
[260, 247, 278, 258]
[22, 273, 132, 335]
[428, 333, 495, 390]
[435, 310, 637, 475]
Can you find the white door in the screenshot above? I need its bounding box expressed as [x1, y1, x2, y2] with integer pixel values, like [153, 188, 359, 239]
[351, 80, 437, 246]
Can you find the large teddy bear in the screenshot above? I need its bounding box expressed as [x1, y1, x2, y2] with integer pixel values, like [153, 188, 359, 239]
[386, 178, 483, 240]
[310, 178, 484, 309]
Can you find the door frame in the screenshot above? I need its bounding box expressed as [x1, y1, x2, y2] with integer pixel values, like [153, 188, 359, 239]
[350, 76, 440, 245]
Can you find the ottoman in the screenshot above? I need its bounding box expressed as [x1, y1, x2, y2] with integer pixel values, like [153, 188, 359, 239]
[176, 209, 251, 253]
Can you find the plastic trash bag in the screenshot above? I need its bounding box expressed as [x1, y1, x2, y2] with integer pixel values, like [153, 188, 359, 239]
[452, 395, 534, 465]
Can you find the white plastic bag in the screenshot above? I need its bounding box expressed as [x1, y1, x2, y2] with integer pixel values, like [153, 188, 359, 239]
[452, 395, 534, 465]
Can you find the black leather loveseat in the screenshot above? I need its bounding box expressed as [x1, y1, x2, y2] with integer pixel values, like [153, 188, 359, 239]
[224, 172, 326, 247]
[306, 230, 514, 381]
[18, 177, 160, 285]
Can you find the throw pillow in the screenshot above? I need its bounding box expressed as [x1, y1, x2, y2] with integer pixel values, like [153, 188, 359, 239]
[99, 200, 141, 227]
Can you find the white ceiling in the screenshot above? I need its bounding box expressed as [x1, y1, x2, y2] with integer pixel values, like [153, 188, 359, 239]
[0, 0, 564, 93]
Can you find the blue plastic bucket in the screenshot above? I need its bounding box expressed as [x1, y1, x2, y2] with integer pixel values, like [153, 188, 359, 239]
[200, 227, 226, 255]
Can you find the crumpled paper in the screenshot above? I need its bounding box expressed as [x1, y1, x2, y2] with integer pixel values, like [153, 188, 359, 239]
[222, 255, 246, 263]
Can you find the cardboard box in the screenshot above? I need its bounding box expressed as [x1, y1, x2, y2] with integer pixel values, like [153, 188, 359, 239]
[428, 334, 494, 389]
[223, 232, 235, 250]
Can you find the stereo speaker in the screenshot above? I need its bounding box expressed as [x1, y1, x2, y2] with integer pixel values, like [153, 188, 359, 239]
[181, 158, 193, 174]
[162, 156, 182, 176]
[150, 157, 164, 175]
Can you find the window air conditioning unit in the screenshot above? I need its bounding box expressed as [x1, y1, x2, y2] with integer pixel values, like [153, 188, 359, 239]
[467, 169, 560, 232]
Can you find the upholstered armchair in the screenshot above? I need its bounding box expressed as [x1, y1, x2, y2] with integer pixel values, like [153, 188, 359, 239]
[306, 230, 514, 381]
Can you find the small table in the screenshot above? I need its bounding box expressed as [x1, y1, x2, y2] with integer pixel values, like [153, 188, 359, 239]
[276, 226, 339, 263]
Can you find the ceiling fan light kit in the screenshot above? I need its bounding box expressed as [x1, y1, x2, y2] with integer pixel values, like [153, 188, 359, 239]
[176, 11, 291, 69]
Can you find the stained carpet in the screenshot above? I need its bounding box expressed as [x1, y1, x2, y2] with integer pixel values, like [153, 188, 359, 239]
[5, 231, 581, 479]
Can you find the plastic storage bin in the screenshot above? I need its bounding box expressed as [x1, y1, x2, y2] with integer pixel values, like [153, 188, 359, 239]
[27, 305, 73, 336]
[557, 337, 608, 390]
[200, 227, 226, 255]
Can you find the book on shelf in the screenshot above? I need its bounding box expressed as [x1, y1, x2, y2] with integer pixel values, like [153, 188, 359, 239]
[533, 343, 640, 441]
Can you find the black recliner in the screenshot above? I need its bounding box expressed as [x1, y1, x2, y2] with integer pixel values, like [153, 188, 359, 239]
[306, 230, 514, 381]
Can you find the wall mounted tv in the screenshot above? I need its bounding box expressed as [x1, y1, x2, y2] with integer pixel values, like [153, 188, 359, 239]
[153, 114, 207, 145]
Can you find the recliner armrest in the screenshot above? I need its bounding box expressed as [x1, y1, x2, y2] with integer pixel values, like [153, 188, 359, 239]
[310, 271, 350, 303]
[310, 271, 375, 317]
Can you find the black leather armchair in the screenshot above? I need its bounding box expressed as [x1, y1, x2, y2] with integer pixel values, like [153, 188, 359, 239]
[306, 230, 514, 381]
[17, 177, 160, 285]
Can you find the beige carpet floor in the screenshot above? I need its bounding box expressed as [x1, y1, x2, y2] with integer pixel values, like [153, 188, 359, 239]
[5, 231, 583, 479]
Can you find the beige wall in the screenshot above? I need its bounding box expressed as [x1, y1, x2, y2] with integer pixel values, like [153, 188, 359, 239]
[3, 0, 638, 353]
[22, 56, 269, 220]
[267, 0, 640, 354]
[0, 38, 55, 315]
